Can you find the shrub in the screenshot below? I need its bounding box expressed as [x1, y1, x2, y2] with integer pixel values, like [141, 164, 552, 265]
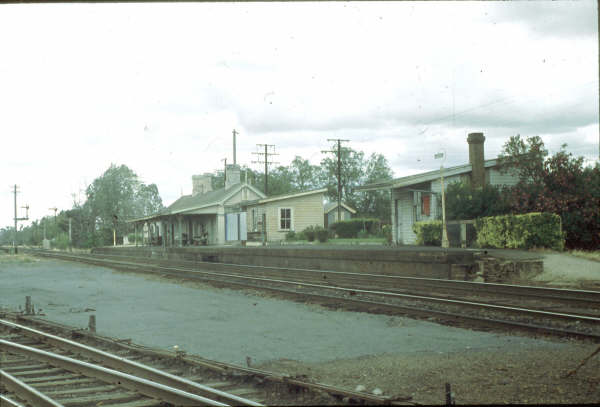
[382, 224, 392, 244]
[51, 234, 70, 250]
[475, 212, 564, 250]
[330, 218, 380, 238]
[302, 226, 316, 242]
[285, 231, 297, 241]
[315, 227, 329, 243]
[413, 220, 442, 246]
[357, 230, 370, 239]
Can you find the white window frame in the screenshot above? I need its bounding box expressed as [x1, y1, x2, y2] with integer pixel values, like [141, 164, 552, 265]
[278, 207, 293, 231]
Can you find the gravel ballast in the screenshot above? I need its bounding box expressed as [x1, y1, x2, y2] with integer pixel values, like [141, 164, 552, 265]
[1, 254, 598, 404]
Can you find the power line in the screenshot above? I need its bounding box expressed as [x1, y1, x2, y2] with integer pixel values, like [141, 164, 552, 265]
[252, 144, 279, 195]
[417, 79, 599, 135]
[322, 139, 350, 223]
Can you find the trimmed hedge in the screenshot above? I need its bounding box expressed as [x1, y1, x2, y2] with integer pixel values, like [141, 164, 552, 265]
[330, 218, 380, 238]
[475, 212, 564, 250]
[412, 220, 442, 246]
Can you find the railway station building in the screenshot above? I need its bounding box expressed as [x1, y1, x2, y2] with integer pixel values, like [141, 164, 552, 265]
[129, 165, 266, 247]
[129, 167, 328, 246]
[357, 132, 520, 245]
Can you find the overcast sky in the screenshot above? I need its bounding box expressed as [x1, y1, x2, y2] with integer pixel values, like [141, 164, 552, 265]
[1, 1, 598, 228]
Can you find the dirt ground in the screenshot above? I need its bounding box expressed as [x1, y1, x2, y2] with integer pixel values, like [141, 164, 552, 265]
[257, 342, 600, 405]
[255, 251, 600, 405]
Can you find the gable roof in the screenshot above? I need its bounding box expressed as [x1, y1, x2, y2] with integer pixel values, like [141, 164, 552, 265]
[128, 182, 266, 222]
[243, 188, 328, 206]
[357, 158, 500, 192]
[324, 201, 357, 214]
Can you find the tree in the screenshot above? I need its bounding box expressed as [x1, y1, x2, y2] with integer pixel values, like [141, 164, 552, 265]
[498, 134, 548, 183]
[499, 137, 600, 250]
[445, 181, 509, 221]
[356, 153, 394, 219]
[320, 146, 366, 210]
[289, 156, 320, 191]
[84, 164, 164, 246]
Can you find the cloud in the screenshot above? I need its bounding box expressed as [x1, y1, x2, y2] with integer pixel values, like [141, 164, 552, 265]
[487, 1, 597, 37]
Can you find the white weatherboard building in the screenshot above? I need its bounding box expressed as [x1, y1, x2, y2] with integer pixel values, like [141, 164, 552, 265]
[130, 165, 266, 246]
[130, 166, 328, 246]
[358, 133, 520, 245]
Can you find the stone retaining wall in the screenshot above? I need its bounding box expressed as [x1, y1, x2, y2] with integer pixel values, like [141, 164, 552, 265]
[93, 246, 543, 282]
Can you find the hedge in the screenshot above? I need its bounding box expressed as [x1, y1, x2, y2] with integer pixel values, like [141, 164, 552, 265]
[330, 218, 380, 238]
[475, 212, 564, 250]
[412, 220, 442, 246]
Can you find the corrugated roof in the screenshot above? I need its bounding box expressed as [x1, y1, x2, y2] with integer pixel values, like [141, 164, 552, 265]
[244, 187, 328, 206]
[357, 158, 499, 192]
[128, 182, 266, 222]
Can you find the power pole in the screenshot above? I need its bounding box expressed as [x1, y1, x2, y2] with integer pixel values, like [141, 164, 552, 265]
[13, 185, 18, 252]
[252, 144, 279, 195]
[49, 207, 57, 239]
[322, 139, 349, 224]
[11, 185, 29, 254]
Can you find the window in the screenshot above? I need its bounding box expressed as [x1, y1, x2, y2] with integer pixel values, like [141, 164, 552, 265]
[252, 208, 259, 232]
[279, 208, 292, 230]
[421, 194, 431, 216]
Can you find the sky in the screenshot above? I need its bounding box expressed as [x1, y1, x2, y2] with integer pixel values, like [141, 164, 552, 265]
[1, 1, 598, 228]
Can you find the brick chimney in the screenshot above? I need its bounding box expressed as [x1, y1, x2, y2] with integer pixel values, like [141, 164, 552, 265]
[467, 132, 486, 189]
[192, 173, 213, 196]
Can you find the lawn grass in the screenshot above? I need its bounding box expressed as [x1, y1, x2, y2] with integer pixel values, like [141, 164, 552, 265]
[329, 237, 387, 245]
[283, 237, 386, 245]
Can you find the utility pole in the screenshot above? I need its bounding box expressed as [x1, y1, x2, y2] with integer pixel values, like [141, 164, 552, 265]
[13, 185, 18, 252]
[49, 207, 57, 239]
[11, 185, 29, 254]
[68, 217, 72, 251]
[435, 150, 449, 248]
[252, 144, 279, 195]
[322, 139, 349, 224]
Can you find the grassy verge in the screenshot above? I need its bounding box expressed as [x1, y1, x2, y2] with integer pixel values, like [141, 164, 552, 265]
[569, 250, 600, 262]
[0, 253, 39, 263]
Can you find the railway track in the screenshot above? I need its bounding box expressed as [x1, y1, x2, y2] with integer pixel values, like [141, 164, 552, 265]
[21, 248, 600, 340]
[0, 316, 405, 406]
[0, 320, 261, 406]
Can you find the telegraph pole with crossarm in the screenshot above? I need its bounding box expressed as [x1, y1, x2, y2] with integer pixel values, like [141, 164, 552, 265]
[252, 144, 279, 195]
[11, 185, 29, 254]
[322, 139, 349, 224]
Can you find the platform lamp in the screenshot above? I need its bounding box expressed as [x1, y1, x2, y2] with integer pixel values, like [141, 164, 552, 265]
[435, 150, 450, 248]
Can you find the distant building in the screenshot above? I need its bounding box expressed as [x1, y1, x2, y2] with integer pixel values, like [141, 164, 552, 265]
[242, 188, 327, 242]
[323, 202, 356, 228]
[357, 132, 519, 245]
[130, 167, 328, 246]
[130, 165, 265, 246]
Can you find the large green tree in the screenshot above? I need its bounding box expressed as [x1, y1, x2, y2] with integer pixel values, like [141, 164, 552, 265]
[83, 164, 163, 246]
[320, 147, 394, 219]
[320, 146, 366, 210]
[499, 135, 599, 249]
[356, 153, 394, 219]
